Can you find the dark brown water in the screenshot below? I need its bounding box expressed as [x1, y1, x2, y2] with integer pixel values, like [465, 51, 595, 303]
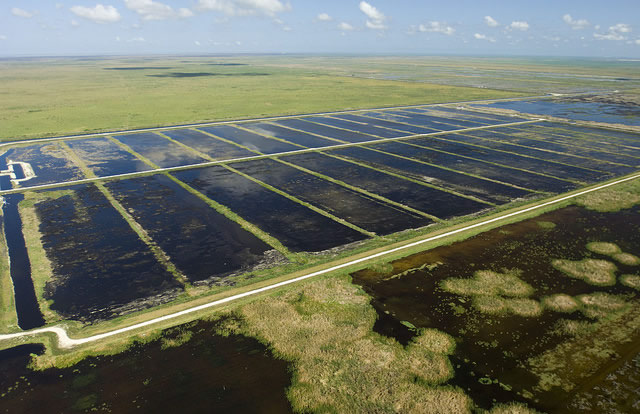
[351, 206, 640, 412]
[0, 319, 293, 413]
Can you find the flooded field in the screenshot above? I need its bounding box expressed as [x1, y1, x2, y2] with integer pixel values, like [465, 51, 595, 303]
[231, 158, 433, 235]
[241, 122, 338, 148]
[330, 146, 533, 204]
[408, 135, 604, 183]
[172, 165, 368, 252]
[153, 128, 255, 161]
[199, 125, 300, 154]
[67, 138, 152, 177]
[115, 133, 206, 168]
[5, 144, 83, 187]
[483, 96, 640, 126]
[0, 319, 293, 413]
[273, 118, 374, 142]
[370, 141, 576, 193]
[34, 184, 182, 321]
[351, 205, 640, 412]
[305, 116, 406, 139]
[105, 174, 281, 284]
[282, 152, 489, 219]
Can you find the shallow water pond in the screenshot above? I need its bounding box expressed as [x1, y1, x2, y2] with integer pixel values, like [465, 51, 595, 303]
[351, 205, 640, 412]
[0, 319, 293, 413]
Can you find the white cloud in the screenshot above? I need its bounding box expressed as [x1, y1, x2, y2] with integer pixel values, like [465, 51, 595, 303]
[127, 36, 146, 42]
[317, 13, 331, 22]
[71, 19, 80, 27]
[562, 14, 589, 30]
[11, 7, 34, 18]
[636, 39, 640, 45]
[339, 22, 354, 31]
[419, 21, 455, 36]
[474, 33, 495, 42]
[359, 1, 386, 30]
[0, 35, 6, 40]
[508, 21, 529, 31]
[194, 40, 201, 46]
[594, 23, 632, 41]
[124, 0, 193, 20]
[56, 3, 64, 9]
[70, 4, 121, 23]
[611, 23, 632, 33]
[484, 16, 498, 27]
[196, 0, 290, 17]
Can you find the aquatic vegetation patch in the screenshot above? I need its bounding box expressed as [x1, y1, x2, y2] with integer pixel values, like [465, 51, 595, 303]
[488, 402, 541, 414]
[586, 241, 621, 256]
[552, 258, 617, 286]
[613, 252, 640, 266]
[228, 275, 471, 413]
[577, 292, 629, 319]
[586, 241, 640, 265]
[442, 269, 534, 298]
[620, 274, 640, 290]
[535, 221, 556, 230]
[541, 294, 579, 313]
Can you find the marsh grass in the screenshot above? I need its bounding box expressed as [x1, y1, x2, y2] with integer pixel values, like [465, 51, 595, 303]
[541, 294, 579, 313]
[612, 252, 640, 266]
[442, 269, 543, 317]
[620, 274, 640, 290]
[552, 259, 617, 286]
[586, 242, 621, 256]
[586, 242, 640, 265]
[225, 274, 472, 413]
[442, 269, 533, 298]
[488, 402, 541, 413]
[574, 179, 640, 212]
[527, 296, 640, 394]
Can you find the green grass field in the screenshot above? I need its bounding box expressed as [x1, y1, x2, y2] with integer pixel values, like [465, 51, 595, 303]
[0, 56, 524, 141]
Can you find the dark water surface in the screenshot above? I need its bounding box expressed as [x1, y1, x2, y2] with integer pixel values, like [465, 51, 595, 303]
[173, 165, 368, 252]
[199, 125, 300, 154]
[283, 152, 489, 219]
[7, 144, 84, 187]
[483, 99, 640, 126]
[105, 175, 279, 284]
[351, 205, 640, 412]
[273, 118, 375, 143]
[241, 122, 338, 148]
[67, 138, 152, 177]
[305, 116, 406, 139]
[408, 135, 605, 184]
[330, 146, 533, 204]
[0, 319, 293, 413]
[161, 128, 255, 160]
[372, 141, 576, 193]
[36, 184, 182, 322]
[115, 133, 206, 168]
[231, 158, 433, 235]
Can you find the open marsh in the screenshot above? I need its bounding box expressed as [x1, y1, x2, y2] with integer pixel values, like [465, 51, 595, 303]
[351, 205, 640, 412]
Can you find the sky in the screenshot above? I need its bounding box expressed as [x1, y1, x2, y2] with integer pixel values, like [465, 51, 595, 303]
[1, 0, 640, 57]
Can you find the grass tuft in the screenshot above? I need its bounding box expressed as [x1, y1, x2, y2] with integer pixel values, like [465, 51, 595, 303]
[552, 259, 617, 286]
[226, 275, 471, 413]
[541, 294, 580, 313]
[620, 274, 640, 290]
